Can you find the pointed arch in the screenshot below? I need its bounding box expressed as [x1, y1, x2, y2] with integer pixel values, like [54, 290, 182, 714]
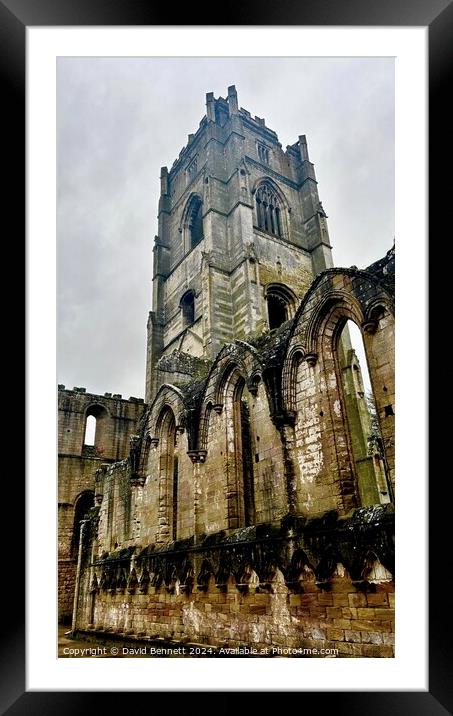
[180, 289, 195, 327]
[155, 404, 179, 543]
[181, 193, 203, 252]
[70, 490, 94, 558]
[264, 282, 298, 330]
[82, 403, 109, 454]
[146, 383, 186, 440]
[252, 178, 289, 238]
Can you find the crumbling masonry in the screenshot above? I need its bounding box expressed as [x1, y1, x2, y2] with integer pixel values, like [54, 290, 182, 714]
[59, 87, 395, 657]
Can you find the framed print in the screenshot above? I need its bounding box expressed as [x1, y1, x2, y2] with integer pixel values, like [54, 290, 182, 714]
[4, 0, 448, 710]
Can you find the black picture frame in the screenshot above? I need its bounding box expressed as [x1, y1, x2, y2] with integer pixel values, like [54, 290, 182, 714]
[6, 0, 449, 712]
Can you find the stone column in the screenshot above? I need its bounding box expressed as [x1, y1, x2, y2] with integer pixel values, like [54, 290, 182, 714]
[71, 519, 88, 634]
[278, 415, 299, 515]
[188, 450, 207, 542]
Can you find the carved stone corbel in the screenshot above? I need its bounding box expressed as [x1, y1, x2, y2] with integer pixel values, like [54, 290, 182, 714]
[187, 449, 207, 464]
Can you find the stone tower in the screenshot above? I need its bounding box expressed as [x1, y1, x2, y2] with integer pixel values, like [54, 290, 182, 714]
[145, 85, 333, 401]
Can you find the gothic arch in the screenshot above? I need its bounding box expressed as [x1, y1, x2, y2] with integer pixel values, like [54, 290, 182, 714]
[286, 268, 394, 358]
[264, 282, 297, 330]
[304, 291, 365, 358]
[223, 364, 254, 528]
[70, 490, 94, 558]
[84, 402, 110, 419]
[146, 383, 186, 442]
[155, 404, 179, 543]
[82, 403, 110, 455]
[180, 289, 196, 327]
[199, 341, 261, 423]
[181, 193, 203, 252]
[251, 178, 289, 238]
[283, 268, 395, 513]
[281, 345, 305, 414]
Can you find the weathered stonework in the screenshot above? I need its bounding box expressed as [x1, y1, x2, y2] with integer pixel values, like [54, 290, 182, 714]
[146, 86, 333, 403]
[58, 388, 144, 622]
[60, 87, 395, 656]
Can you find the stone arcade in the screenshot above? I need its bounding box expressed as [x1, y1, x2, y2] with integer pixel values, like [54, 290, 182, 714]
[59, 86, 395, 657]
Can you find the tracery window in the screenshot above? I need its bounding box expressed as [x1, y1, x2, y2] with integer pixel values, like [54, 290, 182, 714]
[255, 183, 283, 237]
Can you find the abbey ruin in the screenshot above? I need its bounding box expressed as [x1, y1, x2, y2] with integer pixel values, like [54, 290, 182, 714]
[58, 86, 395, 657]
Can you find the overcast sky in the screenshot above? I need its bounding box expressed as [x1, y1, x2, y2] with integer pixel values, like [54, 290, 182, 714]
[57, 57, 394, 400]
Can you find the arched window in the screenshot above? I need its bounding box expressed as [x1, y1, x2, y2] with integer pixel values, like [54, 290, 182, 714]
[219, 366, 255, 529]
[338, 320, 392, 505]
[180, 290, 195, 327]
[189, 200, 203, 248]
[156, 407, 179, 543]
[84, 415, 96, 445]
[83, 404, 108, 455]
[265, 283, 297, 330]
[181, 195, 204, 253]
[255, 182, 284, 237]
[267, 295, 287, 330]
[71, 490, 94, 558]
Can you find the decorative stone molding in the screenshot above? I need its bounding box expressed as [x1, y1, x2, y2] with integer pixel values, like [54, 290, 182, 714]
[362, 319, 378, 335]
[130, 474, 146, 488]
[187, 449, 207, 464]
[305, 352, 318, 367]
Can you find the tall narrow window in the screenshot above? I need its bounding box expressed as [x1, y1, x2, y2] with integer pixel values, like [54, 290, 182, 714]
[84, 415, 96, 445]
[338, 320, 391, 505]
[221, 368, 255, 530]
[180, 291, 195, 327]
[182, 195, 204, 253]
[265, 283, 297, 330]
[156, 407, 178, 544]
[71, 491, 94, 558]
[189, 199, 203, 248]
[239, 394, 255, 527]
[255, 182, 284, 237]
[275, 206, 281, 236]
[83, 404, 108, 456]
[267, 295, 287, 329]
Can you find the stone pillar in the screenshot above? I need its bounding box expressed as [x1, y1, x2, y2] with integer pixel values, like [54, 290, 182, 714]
[206, 92, 216, 122]
[227, 85, 239, 115]
[156, 440, 170, 545]
[71, 519, 88, 633]
[188, 450, 207, 541]
[299, 134, 309, 162]
[278, 417, 299, 515]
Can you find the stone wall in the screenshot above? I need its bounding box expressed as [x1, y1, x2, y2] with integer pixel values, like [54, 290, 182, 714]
[74, 507, 395, 658]
[62, 84, 394, 655]
[58, 387, 144, 622]
[71, 256, 395, 654]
